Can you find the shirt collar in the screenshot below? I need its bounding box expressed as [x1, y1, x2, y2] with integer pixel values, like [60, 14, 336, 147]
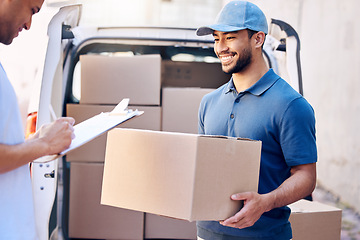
[225, 78, 236, 94]
[225, 69, 280, 96]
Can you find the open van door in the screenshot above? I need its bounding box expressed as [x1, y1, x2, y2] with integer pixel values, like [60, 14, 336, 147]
[264, 18, 303, 95]
[31, 5, 81, 240]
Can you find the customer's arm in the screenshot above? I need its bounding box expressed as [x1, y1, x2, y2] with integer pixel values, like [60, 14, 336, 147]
[220, 162, 316, 229]
[0, 117, 75, 173]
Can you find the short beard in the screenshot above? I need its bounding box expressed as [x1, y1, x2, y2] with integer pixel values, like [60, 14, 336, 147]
[222, 48, 252, 74]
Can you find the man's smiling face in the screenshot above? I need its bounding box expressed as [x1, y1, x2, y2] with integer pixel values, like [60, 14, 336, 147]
[213, 30, 253, 74]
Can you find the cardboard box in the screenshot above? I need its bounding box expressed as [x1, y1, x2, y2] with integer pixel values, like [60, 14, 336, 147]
[145, 213, 197, 239]
[162, 60, 229, 88]
[80, 54, 161, 105]
[101, 128, 261, 221]
[66, 104, 161, 162]
[69, 162, 144, 239]
[289, 199, 342, 240]
[162, 87, 213, 134]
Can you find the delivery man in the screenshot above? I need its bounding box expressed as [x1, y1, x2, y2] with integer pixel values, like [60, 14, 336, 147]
[196, 1, 317, 239]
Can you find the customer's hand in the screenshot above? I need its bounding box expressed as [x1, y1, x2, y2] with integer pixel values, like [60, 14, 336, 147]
[33, 117, 75, 155]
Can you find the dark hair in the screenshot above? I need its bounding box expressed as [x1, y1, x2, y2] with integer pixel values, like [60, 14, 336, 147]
[247, 29, 265, 48]
[247, 29, 258, 39]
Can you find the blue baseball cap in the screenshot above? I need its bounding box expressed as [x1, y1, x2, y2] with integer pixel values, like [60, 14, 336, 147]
[196, 1, 268, 36]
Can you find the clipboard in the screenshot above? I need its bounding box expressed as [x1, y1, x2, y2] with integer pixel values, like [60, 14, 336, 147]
[34, 98, 143, 163]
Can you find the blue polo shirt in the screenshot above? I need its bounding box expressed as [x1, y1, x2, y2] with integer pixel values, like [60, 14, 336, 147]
[197, 69, 317, 240]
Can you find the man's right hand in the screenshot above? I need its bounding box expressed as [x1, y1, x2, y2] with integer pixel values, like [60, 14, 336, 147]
[32, 117, 75, 155]
[0, 117, 75, 173]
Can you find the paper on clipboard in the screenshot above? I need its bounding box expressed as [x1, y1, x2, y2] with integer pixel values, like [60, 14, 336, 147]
[34, 98, 143, 163]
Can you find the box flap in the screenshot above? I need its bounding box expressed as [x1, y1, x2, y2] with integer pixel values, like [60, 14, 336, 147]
[199, 134, 260, 143]
[289, 199, 342, 213]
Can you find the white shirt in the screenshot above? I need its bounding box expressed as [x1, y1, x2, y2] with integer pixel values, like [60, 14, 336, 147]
[0, 62, 38, 240]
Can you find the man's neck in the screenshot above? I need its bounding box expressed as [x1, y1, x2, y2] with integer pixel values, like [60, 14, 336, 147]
[232, 60, 269, 93]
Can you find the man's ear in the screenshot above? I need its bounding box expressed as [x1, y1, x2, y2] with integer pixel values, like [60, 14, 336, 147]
[254, 31, 266, 49]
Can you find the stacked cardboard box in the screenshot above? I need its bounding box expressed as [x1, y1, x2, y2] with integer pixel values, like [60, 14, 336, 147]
[162, 60, 229, 88]
[69, 162, 144, 239]
[68, 54, 162, 239]
[289, 199, 342, 240]
[144, 213, 197, 239]
[162, 87, 213, 134]
[81, 54, 161, 105]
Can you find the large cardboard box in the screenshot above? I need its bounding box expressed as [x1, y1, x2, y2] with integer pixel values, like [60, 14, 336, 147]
[162, 87, 213, 134]
[145, 213, 197, 240]
[66, 104, 161, 162]
[289, 199, 342, 240]
[69, 162, 144, 240]
[80, 54, 161, 105]
[101, 128, 261, 221]
[162, 60, 229, 88]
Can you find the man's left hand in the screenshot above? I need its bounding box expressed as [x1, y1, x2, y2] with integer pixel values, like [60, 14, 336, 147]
[219, 192, 270, 229]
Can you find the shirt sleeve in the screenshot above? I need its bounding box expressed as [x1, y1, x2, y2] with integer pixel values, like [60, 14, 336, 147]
[279, 97, 317, 166]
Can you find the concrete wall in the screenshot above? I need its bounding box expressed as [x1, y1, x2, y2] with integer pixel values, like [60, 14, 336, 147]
[231, 0, 360, 213]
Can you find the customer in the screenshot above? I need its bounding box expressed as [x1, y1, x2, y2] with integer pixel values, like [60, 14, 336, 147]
[196, 1, 317, 239]
[0, 0, 75, 239]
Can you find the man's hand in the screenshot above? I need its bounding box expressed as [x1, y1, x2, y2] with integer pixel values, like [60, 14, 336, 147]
[33, 117, 75, 155]
[219, 163, 316, 230]
[0, 117, 76, 173]
[220, 192, 270, 229]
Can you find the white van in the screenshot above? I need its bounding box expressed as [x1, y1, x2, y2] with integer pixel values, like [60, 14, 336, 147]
[27, 4, 303, 240]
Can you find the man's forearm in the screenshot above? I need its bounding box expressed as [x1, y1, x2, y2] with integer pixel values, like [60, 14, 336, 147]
[0, 139, 49, 173]
[263, 162, 317, 212]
